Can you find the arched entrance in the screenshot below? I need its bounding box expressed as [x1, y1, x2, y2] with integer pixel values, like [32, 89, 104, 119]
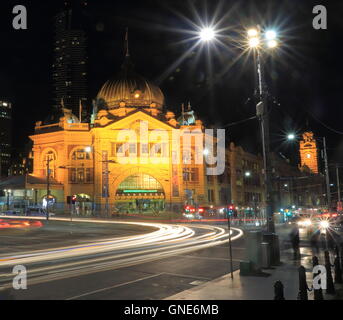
[115, 173, 165, 214]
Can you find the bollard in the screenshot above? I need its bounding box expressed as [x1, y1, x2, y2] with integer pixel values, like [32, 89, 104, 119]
[274, 280, 285, 300]
[324, 250, 336, 295]
[297, 266, 310, 300]
[334, 256, 343, 284]
[312, 256, 324, 300]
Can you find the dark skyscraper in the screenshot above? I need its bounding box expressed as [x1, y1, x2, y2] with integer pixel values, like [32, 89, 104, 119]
[52, 0, 88, 117]
[0, 100, 12, 177]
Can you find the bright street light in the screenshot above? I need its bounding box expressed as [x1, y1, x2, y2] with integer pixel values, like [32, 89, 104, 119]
[267, 39, 278, 48]
[245, 171, 251, 177]
[320, 220, 330, 229]
[247, 28, 259, 38]
[265, 30, 277, 40]
[287, 133, 296, 141]
[248, 37, 260, 48]
[203, 148, 209, 156]
[84, 146, 92, 153]
[200, 27, 216, 41]
[247, 27, 279, 50]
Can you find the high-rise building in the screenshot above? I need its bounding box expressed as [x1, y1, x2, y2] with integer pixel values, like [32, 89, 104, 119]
[52, 0, 88, 116]
[299, 131, 319, 174]
[0, 100, 12, 177]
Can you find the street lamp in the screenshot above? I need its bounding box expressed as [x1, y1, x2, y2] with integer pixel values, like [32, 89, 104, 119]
[198, 24, 280, 263]
[199, 27, 216, 42]
[247, 28, 278, 49]
[247, 26, 280, 234]
[85, 146, 116, 218]
[287, 133, 296, 141]
[45, 157, 54, 221]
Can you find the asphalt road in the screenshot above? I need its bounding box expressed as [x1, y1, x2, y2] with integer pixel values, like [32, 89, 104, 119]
[0, 218, 244, 300]
[0, 218, 154, 254]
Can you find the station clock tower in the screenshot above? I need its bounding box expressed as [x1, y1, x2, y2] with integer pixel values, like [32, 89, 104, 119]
[299, 131, 318, 174]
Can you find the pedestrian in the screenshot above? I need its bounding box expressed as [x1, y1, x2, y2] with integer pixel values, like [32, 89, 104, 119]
[290, 225, 300, 260]
[310, 229, 320, 255]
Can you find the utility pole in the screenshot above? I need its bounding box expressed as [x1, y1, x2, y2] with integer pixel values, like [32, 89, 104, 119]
[0, 150, 2, 183]
[227, 210, 234, 280]
[85, 146, 116, 219]
[256, 49, 275, 233]
[323, 137, 331, 210]
[46, 158, 51, 221]
[336, 165, 341, 213]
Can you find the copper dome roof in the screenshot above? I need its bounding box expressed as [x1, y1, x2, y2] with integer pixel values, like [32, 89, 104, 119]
[97, 58, 165, 109]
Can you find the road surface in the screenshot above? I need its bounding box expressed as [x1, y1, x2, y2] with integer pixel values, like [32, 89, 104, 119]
[0, 217, 244, 300]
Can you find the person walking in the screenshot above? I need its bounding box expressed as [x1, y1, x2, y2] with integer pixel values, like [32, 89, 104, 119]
[310, 229, 321, 255]
[290, 225, 300, 260]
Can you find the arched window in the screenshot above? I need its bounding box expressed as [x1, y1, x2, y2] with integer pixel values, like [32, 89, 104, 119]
[116, 173, 164, 195]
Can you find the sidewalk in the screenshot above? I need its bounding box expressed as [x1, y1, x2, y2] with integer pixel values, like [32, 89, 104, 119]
[166, 247, 343, 300]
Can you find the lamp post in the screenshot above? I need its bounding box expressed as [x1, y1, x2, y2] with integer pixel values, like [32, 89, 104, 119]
[247, 27, 279, 233]
[198, 24, 281, 267]
[336, 165, 342, 214]
[322, 137, 331, 209]
[58, 165, 75, 222]
[85, 146, 116, 218]
[45, 157, 53, 221]
[0, 149, 2, 183]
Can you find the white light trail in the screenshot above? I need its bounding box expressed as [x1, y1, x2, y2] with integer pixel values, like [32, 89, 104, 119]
[0, 218, 243, 288]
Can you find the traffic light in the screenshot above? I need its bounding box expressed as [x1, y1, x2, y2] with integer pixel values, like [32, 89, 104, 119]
[71, 195, 77, 205]
[227, 205, 235, 216]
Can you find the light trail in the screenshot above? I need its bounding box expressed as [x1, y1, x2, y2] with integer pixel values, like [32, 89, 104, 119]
[0, 218, 243, 288]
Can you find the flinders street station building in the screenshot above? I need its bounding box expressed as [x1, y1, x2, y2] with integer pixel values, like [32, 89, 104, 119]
[0, 54, 229, 216]
[0, 53, 326, 217]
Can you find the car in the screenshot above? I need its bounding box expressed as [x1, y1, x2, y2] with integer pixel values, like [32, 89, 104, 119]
[182, 213, 203, 220]
[287, 216, 302, 225]
[198, 206, 217, 218]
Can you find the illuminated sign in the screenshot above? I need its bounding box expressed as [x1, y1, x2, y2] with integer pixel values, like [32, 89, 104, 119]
[123, 190, 158, 193]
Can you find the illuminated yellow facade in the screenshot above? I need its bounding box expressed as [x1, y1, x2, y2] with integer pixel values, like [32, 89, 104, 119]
[29, 56, 223, 214]
[299, 131, 318, 174]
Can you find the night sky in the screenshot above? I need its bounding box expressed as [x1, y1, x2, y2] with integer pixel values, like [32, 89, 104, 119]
[1, 0, 342, 169]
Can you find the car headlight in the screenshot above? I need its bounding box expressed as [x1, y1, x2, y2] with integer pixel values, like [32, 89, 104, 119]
[304, 219, 312, 226]
[320, 220, 330, 229]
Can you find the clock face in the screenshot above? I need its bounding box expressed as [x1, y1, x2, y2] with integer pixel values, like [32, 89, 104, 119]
[306, 153, 311, 159]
